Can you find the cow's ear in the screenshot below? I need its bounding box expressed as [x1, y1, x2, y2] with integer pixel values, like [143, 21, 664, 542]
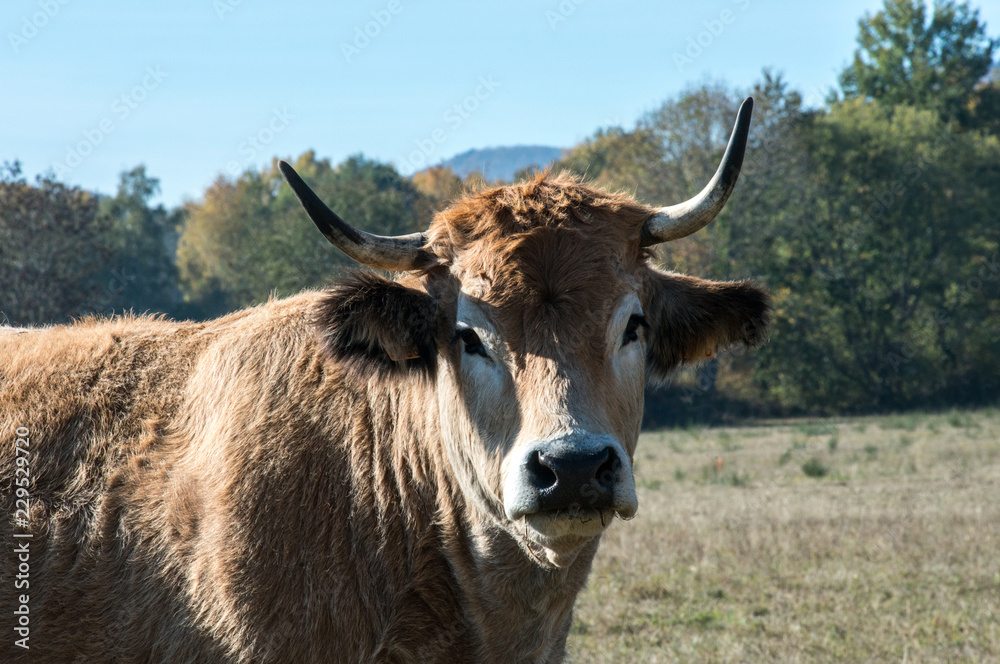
[642, 269, 770, 385]
[313, 271, 438, 374]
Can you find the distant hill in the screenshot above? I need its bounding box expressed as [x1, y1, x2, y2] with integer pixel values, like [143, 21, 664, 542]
[438, 146, 564, 182]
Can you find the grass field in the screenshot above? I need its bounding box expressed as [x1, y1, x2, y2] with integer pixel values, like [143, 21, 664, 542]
[567, 408, 1000, 663]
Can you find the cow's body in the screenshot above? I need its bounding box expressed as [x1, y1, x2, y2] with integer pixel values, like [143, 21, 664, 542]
[1, 297, 592, 662]
[1, 99, 768, 663]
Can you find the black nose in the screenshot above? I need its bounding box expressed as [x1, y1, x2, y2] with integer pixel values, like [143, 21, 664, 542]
[525, 447, 619, 513]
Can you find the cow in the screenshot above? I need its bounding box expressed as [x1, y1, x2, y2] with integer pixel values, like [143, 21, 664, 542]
[0, 98, 768, 663]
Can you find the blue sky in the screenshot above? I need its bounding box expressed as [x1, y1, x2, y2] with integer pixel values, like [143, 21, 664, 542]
[3, 0, 998, 207]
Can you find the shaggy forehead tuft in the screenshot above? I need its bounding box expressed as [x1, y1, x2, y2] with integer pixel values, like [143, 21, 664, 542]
[426, 171, 657, 260]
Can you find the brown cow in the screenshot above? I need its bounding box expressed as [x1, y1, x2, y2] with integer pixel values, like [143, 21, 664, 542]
[0, 99, 767, 663]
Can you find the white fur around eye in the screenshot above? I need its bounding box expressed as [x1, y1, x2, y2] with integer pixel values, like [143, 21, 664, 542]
[464, 348, 504, 401]
[455, 295, 506, 388]
[609, 295, 644, 350]
[610, 295, 646, 382]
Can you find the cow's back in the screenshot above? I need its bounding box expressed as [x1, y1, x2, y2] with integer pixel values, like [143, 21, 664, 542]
[1, 315, 204, 516]
[0, 314, 222, 660]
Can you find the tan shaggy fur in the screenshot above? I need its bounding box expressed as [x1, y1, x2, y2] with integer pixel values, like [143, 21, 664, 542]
[0, 173, 768, 663]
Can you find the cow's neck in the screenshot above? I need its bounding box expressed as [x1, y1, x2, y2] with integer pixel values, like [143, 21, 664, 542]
[455, 521, 600, 660]
[373, 379, 600, 660]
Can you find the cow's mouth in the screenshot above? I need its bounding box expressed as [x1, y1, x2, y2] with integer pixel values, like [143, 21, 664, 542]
[522, 506, 619, 541]
[515, 508, 620, 567]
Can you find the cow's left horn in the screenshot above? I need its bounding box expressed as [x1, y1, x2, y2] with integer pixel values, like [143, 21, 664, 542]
[278, 160, 438, 271]
[640, 97, 753, 246]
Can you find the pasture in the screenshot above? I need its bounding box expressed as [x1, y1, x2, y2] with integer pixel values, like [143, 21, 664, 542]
[568, 409, 1000, 663]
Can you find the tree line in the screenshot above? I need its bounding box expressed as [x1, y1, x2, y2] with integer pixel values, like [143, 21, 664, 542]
[2, 0, 997, 420]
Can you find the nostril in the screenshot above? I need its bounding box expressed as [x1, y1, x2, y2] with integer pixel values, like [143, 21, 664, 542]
[595, 447, 619, 489]
[526, 450, 557, 490]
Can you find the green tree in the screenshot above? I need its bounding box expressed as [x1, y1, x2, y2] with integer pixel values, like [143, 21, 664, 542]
[0, 162, 116, 325]
[98, 166, 183, 317]
[838, 0, 998, 127]
[751, 100, 1000, 411]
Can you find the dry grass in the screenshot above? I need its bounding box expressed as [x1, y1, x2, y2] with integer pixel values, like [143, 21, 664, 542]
[567, 408, 1000, 663]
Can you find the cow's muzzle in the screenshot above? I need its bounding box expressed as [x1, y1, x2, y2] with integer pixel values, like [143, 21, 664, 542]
[503, 433, 638, 522]
[527, 448, 616, 511]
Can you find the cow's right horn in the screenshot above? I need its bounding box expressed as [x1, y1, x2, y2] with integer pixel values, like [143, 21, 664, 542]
[279, 160, 438, 271]
[640, 97, 753, 246]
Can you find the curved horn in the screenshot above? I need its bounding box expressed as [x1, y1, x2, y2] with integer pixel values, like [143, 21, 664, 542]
[640, 97, 754, 246]
[278, 160, 437, 271]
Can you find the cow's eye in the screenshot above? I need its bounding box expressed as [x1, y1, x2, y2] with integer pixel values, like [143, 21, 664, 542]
[622, 314, 647, 346]
[456, 327, 489, 359]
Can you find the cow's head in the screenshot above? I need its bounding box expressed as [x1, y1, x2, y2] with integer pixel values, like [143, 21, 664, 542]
[282, 98, 768, 567]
